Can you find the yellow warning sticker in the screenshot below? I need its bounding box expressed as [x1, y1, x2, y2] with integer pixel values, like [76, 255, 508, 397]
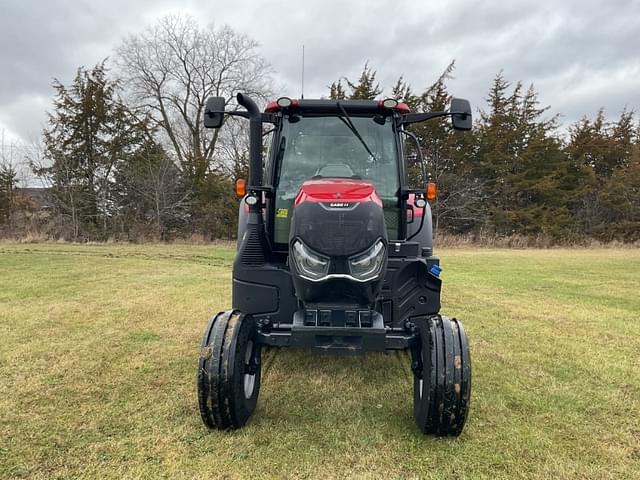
[276, 208, 288, 218]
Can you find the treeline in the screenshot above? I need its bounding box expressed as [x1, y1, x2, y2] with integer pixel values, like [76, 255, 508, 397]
[0, 16, 638, 243]
[2, 16, 269, 242]
[330, 62, 640, 243]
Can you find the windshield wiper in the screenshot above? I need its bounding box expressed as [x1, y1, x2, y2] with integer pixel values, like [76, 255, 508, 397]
[336, 102, 377, 161]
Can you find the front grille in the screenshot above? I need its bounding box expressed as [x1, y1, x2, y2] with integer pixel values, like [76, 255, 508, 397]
[306, 220, 368, 255]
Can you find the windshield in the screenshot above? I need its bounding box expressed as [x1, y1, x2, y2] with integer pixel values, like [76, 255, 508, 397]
[272, 114, 400, 244]
[276, 115, 398, 199]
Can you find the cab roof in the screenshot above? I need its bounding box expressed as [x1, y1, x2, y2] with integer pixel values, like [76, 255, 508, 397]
[265, 98, 411, 115]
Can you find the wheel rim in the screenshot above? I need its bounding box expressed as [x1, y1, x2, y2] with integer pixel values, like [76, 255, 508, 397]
[244, 340, 256, 399]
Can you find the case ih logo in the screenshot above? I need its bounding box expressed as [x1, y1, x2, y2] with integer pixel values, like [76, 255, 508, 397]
[329, 202, 351, 208]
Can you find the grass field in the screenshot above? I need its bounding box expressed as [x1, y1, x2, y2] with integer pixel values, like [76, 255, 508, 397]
[0, 243, 639, 479]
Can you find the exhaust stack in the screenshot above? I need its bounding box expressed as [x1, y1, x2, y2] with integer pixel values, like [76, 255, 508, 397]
[236, 93, 262, 189]
[235, 93, 269, 264]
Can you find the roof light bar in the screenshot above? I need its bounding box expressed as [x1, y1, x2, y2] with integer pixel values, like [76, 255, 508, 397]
[265, 98, 410, 113]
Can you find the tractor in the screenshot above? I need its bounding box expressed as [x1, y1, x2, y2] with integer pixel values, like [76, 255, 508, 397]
[197, 92, 472, 436]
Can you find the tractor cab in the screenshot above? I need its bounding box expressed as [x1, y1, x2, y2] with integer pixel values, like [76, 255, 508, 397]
[267, 103, 402, 245]
[197, 93, 473, 437]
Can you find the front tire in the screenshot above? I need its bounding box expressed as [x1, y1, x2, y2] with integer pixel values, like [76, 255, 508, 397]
[197, 310, 261, 429]
[413, 315, 471, 436]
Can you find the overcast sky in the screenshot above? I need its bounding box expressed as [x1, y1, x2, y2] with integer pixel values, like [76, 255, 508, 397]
[1, 0, 639, 147]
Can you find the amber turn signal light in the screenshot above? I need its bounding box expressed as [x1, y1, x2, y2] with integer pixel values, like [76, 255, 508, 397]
[426, 182, 437, 202]
[235, 178, 246, 198]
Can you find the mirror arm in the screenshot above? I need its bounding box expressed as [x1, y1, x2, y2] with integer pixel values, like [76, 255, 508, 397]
[225, 111, 249, 119]
[401, 110, 450, 125]
[401, 110, 472, 126]
[212, 111, 277, 124]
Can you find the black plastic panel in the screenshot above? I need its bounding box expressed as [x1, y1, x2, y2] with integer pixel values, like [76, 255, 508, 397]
[232, 262, 298, 326]
[387, 241, 420, 257]
[232, 279, 278, 314]
[377, 255, 441, 327]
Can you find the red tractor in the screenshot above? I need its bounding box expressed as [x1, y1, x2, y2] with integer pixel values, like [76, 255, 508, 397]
[197, 93, 472, 436]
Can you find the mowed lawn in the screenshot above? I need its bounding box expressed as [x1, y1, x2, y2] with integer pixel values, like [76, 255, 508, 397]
[0, 243, 639, 479]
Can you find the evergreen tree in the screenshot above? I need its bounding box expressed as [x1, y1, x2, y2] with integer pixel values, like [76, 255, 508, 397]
[346, 62, 383, 100]
[391, 76, 419, 109]
[327, 63, 383, 100]
[606, 109, 635, 175]
[405, 61, 484, 234]
[475, 74, 581, 237]
[599, 144, 640, 241]
[566, 110, 639, 239]
[39, 62, 154, 240]
[0, 163, 17, 225]
[328, 80, 347, 100]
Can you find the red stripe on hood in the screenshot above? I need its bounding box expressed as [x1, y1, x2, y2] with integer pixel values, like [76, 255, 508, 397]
[294, 179, 382, 207]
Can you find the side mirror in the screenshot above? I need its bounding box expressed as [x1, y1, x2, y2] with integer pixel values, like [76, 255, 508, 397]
[450, 98, 472, 131]
[204, 96, 226, 129]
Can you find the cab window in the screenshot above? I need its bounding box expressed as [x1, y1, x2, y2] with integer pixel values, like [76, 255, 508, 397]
[273, 115, 400, 244]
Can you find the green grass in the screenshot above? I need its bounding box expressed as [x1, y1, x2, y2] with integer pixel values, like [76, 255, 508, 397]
[1, 243, 639, 479]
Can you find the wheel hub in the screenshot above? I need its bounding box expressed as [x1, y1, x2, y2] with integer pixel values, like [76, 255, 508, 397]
[244, 340, 256, 399]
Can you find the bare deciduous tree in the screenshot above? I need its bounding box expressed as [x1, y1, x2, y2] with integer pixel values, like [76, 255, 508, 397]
[115, 15, 272, 182]
[115, 146, 191, 239]
[214, 117, 251, 178]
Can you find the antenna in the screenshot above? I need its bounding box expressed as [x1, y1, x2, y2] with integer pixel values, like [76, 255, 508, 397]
[301, 45, 305, 99]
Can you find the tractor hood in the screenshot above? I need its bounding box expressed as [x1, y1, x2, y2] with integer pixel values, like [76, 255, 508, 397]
[291, 179, 386, 257]
[288, 178, 388, 305]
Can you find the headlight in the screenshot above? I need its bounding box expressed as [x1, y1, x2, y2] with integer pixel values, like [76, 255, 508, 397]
[349, 239, 385, 281]
[291, 240, 330, 281]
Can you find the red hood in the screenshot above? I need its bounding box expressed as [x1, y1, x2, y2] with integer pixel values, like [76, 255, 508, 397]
[294, 178, 382, 207]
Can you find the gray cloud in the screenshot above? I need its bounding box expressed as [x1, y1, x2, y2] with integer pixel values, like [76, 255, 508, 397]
[1, 0, 639, 143]
[0, 0, 175, 140]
